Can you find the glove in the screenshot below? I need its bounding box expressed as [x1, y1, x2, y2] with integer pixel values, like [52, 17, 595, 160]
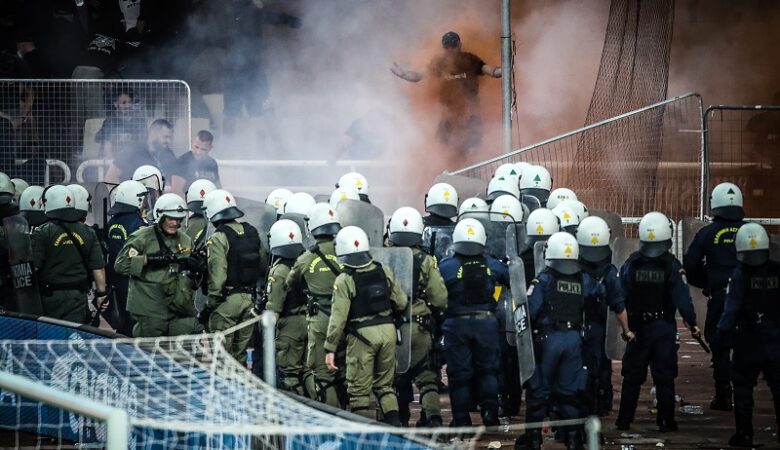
[198, 306, 214, 329]
[690, 325, 702, 340]
[183, 252, 206, 274]
[146, 252, 175, 268]
[621, 330, 636, 342]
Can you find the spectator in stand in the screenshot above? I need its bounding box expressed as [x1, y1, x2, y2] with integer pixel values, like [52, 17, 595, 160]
[95, 88, 147, 159]
[170, 130, 221, 195]
[104, 118, 177, 185]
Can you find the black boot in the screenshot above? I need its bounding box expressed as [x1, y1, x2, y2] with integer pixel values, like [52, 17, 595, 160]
[480, 401, 500, 427]
[565, 429, 584, 450]
[514, 429, 542, 450]
[425, 415, 443, 428]
[383, 410, 402, 427]
[710, 384, 733, 411]
[728, 431, 753, 448]
[658, 418, 679, 432]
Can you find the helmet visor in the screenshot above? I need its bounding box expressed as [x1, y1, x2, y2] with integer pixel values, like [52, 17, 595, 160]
[579, 245, 612, 263]
[545, 259, 580, 275]
[639, 240, 672, 258]
[338, 251, 372, 268]
[452, 241, 484, 256]
[426, 203, 457, 219]
[390, 231, 421, 247]
[737, 249, 769, 267]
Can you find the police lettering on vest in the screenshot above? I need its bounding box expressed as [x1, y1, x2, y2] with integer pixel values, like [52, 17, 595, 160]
[345, 263, 392, 321]
[546, 271, 585, 330]
[220, 223, 262, 289]
[454, 256, 494, 306]
[628, 253, 675, 322]
[742, 262, 780, 326]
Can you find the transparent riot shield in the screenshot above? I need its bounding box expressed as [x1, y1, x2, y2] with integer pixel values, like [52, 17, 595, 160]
[504, 257, 524, 347]
[92, 182, 115, 230]
[508, 257, 535, 383]
[681, 216, 710, 333]
[337, 199, 385, 247]
[421, 225, 454, 262]
[280, 212, 316, 250]
[236, 196, 278, 252]
[506, 223, 527, 260]
[484, 220, 510, 260]
[434, 172, 488, 201]
[533, 240, 546, 276]
[606, 237, 640, 360]
[520, 194, 542, 213]
[3, 215, 42, 315]
[589, 209, 623, 245]
[369, 247, 414, 374]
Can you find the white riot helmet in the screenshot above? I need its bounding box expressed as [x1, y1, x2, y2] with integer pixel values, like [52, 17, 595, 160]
[185, 179, 217, 213]
[494, 163, 521, 183]
[43, 185, 81, 222]
[329, 186, 360, 208]
[490, 194, 524, 223]
[710, 182, 744, 220]
[66, 184, 91, 220]
[452, 218, 487, 256]
[11, 178, 28, 203]
[307, 203, 341, 237]
[19, 185, 46, 226]
[132, 165, 164, 192]
[0, 172, 17, 212]
[337, 172, 369, 201]
[266, 188, 293, 214]
[525, 208, 560, 245]
[519, 165, 553, 205]
[425, 182, 459, 219]
[544, 232, 580, 275]
[576, 216, 612, 263]
[283, 192, 316, 216]
[335, 225, 372, 267]
[389, 206, 424, 246]
[108, 180, 148, 215]
[638, 211, 673, 257]
[459, 197, 490, 221]
[515, 161, 532, 178]
[560, 199, 589, 220]
[487, 176, 520, 201]
[203, 189, 244, 223]
[152, 193, 187, 224]
[735, 222, 770, 266]
[553, 204, 579, 235]
[546, 188, 577, 210]
[269, 219, 305, 260]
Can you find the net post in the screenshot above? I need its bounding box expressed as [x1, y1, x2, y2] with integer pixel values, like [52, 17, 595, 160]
[261, 310, 277, 386]
[585, 416, 601, 450]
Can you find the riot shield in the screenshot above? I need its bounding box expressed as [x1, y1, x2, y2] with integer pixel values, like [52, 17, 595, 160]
[237, 196, 278, 251]
[484, 220, 509, 260]
[369, 247, 413, 374]
[520, 194, 542, 213]
[508, 257, 535, 382]
[506, 223, 527, 260]
[589, 209, 623, 245]
[434, 172, 488, 201]
[279, 212, 316, 250]
[533, 240, 546, 276]
[681, 216, 710, 333]
[606, 237, 640, 360]
[421, 225, 454, 262]
[91, 182, 114, 230]
[336, 199, 385, 247]
[3, 215, 42, 315]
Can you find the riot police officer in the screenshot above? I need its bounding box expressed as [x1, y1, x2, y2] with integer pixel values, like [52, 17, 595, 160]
[519, 165, 552, 208]
[114, 193, 202, 337]
[521, 208, 560, 286]
[184, 179, 217, 244]
[200, 189, 264, 361]
[285, 203, 344, 408]
[576, 216, 632, 416]
[388, 207, 448, 427]
[337, 172, 371, 203]
[66, 184, 91, 224]
[520, 232, 604, 450]
[33, 185, 107, 323]
[546, 187, 577, 210]
[329, 186, 360, 209]
[438, 218, 509, 427]
[423, 183, 458, 227]
[487, 176, 520, 203]
[266, 188, 293, 219]
[106, 180, 148, 335]
[717, 222, 780, 448]
[324, 226, 408, 424]
[19, 185, 46, 228]
[616, 212, 701, 432]
[684, 182, 746, 410]
[265, 219, 308, 395]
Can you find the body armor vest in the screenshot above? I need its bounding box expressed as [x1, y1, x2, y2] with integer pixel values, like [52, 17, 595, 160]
[628, 252, 675, 321]
[278, 259, 308, 315]
[581, 260, 609, 324]
[345, 263, 392, 320]
[546, 270, 585, 330]
[452, 256, 493, 307]
[220, 223, 262, 288]
[740, 261, 780, 326]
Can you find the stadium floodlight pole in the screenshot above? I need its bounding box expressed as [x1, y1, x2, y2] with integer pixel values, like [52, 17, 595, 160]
[501, 0, 512, 154]
[261, 310, 277, 387]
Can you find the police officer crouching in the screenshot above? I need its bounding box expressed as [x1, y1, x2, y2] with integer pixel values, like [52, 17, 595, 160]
[115, 193, 202, 337]
[616, 212, 701, 432]
[717, 223, 780, 448]
[324, 226, 408, 425]
[200, 189, 265, 362]
[438, 218, 509, 427]
[106, 180, 148, 335]
[519, 232, 604, 450]
[33, 185, 108, 323]
[388, 207, 448, 427]
[265, 219, 308, 395]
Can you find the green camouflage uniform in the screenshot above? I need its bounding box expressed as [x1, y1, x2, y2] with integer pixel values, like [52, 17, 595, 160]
[206, 221, 264, 362]
[32, 221, 105, 323]
[285, 237, 345, 408]
[324, 261, 408, 419]
[266, 258, 308, 395]
[185, 214, 207, 244]
[114, 225, 199, 337]
[396, 247, 448, 424]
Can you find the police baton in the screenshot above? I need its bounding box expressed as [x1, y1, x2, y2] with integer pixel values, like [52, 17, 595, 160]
[692, 334, 711, 354]
[89, 289, 112, 328]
